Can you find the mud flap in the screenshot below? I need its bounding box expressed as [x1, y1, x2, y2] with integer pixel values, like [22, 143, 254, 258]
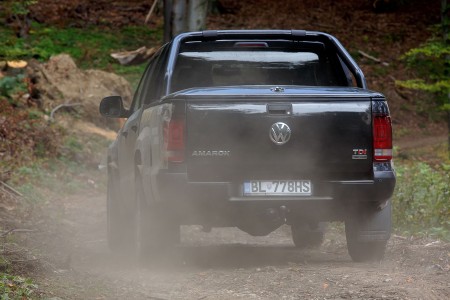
[351, 200, 391, 242]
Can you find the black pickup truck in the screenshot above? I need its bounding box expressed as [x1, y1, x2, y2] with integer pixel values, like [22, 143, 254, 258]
[100, 30, 396, 262]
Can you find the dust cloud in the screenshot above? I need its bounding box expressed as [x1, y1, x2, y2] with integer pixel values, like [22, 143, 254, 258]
[24, 182, 449, 299]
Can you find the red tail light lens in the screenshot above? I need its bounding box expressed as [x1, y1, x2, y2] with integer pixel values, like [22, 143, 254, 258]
[164, 119, 185, 162]
[373, 116, 392, 161]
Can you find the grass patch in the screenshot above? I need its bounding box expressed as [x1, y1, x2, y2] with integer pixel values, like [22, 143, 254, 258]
[12, 137, 109, 198]
[0, 22, 160, 86]
[9, 157, 107, 209]
[7, 117, 111, 199]
[114, 64, 147, 90]
[393, 161, 450, 240]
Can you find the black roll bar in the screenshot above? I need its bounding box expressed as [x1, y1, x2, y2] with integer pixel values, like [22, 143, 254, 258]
[164, 30, 367, 94]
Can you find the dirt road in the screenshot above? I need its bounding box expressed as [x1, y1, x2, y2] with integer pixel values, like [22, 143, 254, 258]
[23, 187, 449, 300]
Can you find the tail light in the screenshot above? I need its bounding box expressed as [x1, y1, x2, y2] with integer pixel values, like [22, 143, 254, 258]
[164, 119, 185, 163]
[373, 115, 392, 161]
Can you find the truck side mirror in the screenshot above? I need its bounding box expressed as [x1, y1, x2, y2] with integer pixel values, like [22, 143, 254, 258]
[99, 96, 129, 118]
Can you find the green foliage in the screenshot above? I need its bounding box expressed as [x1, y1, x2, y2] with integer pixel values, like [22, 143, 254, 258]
[399, 40, 450, 83]
[0, 75, 26, 100]
[396, 4, 450, 112]
[0, 77, 18, 98]
[0, 274, 38, 299]
[403, 40, 450, 57]
[396, 40, 450, 111]
[393, 162, 450, 240]
[397, 79, 450, 94]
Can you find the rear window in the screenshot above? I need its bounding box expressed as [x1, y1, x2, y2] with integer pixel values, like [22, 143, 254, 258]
[171, 44, 349, 92]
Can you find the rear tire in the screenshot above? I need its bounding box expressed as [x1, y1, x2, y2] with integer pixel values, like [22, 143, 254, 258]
[345, 233, 387, 262]
[345, 202, 391, 262]
[135, 177, 179, 261]
[291, 222, 325, 248]
[107, 171, 134, 252]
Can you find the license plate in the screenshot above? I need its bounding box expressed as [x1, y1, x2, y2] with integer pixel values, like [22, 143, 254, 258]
[243, 180, 312, 196]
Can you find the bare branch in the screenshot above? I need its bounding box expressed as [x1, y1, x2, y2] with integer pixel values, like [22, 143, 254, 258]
[50, 103, 83, 121]
[358, 50, 390, 66]
[0, 180, 23, 197]
[145, 0, 159, 24]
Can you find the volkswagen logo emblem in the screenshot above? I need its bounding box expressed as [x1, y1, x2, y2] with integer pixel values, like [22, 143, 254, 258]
[270, 122, 291, 145]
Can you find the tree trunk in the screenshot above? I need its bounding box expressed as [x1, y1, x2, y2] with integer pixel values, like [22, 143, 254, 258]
[187, 0, 209, 31]
[164, 0, 209, 42]
[442, 0, 450, 155]
[163, 0, 172, 42]
[172, 0, 187, 36]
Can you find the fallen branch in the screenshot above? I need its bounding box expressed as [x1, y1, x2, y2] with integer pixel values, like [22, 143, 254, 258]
[0, 180, 23, 197]
[425, 241, 441, 247]
[145, 0, 159, 24]
[358, 50, 389, 66]
[49, 102, 82, 121]
[392, 234, 408, 240]
[111, 46, 157, 65]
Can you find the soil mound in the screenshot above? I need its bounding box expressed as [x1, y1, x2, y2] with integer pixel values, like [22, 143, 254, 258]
[27, 54, 132, 129]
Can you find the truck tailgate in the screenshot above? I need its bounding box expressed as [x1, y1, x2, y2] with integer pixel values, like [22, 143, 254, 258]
[185, 97, 373, 182]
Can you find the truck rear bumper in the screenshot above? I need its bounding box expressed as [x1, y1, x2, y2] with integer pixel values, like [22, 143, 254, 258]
[153, 164, 396, 207]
